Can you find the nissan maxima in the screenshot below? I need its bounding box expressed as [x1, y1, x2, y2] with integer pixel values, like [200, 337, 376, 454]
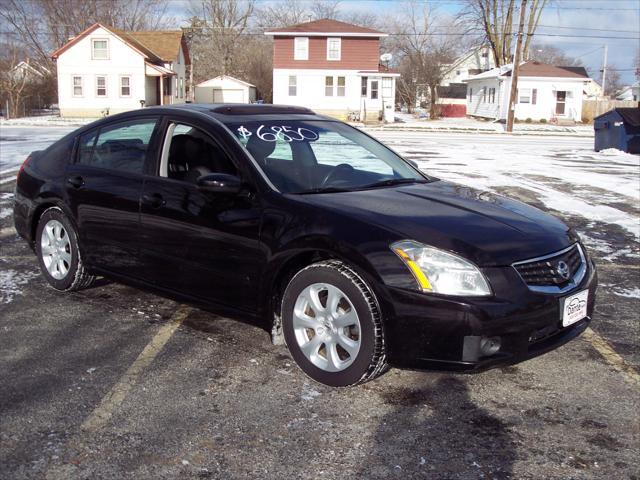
[13, 104, 597, 386]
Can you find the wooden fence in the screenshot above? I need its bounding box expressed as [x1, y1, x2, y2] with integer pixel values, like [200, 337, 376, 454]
[582, 99, 639, 123]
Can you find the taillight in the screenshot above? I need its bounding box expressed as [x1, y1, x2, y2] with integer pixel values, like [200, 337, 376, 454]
[18, 154, 31, 177]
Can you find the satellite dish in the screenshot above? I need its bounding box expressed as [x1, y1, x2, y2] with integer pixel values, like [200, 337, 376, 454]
[380, 53, 392, 62]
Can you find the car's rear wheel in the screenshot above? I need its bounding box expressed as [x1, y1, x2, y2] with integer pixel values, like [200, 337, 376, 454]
[282, 260, 387, 386]
[35, 207, 96, 291]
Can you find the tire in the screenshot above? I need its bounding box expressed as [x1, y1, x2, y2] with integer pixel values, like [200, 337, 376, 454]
[281, 260, 387, 387]
[35, 207, 96, 291]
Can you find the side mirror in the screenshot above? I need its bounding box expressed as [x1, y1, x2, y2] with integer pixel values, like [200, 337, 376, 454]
[197, 173, 242, 194]
[407, 159, 419, 168]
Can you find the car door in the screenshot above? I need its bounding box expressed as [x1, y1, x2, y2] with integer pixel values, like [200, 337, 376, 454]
[64, 116, 161, 277]
[138, 117, 265, 311]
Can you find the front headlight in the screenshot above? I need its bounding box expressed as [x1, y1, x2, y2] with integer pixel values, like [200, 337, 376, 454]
[391, 240, 491, 296]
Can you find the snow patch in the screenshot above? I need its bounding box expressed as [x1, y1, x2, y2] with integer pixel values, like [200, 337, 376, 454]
[0, 269, 39, 303]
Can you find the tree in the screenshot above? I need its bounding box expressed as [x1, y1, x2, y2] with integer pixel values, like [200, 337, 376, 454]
[464, 0, 548, 67]
[0, 0, 174, 70]
[387, 2, 461, 118]
[603, 66, 622, 97]
[186, 0, 255, 79]
[528, 44, 584, 66]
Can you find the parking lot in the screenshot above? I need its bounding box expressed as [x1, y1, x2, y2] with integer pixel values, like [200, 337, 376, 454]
[1, 127, 638, 479]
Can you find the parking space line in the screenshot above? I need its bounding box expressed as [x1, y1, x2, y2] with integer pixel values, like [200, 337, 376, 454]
[583, 327, 640, 387]
[81, 304, 192, 432]
[0, 226, 16, 239]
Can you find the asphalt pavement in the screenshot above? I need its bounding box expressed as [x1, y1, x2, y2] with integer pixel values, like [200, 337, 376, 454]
[0, 130, 638, 480]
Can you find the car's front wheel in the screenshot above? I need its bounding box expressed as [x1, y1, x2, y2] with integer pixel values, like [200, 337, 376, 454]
[282, 260, 387, 386]
[35, 207, 96, 291]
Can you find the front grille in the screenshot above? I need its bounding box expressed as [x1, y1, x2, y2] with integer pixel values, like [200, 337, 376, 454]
[513, 244, 586, 292]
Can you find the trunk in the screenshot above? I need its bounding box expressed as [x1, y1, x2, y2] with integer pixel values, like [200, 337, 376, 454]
[429, 84, 438, 120]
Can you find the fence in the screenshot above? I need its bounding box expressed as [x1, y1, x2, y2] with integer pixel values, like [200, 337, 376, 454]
[582, 99, 639, 123]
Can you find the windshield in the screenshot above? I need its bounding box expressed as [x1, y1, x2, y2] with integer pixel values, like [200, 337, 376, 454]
[228, 120, 426, 194]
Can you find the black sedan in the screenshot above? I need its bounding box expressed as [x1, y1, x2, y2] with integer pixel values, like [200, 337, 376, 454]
[13, 104, 597, 387]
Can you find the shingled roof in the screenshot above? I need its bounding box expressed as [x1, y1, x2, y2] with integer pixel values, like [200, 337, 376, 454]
[51, 23, 189, 65]
[265, 18, 386, 36]
[509, 61, 589, 78]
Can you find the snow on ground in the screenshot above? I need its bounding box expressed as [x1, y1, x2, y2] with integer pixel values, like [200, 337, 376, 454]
[387, 115, 594, 136]
[0, 269, 39, 304]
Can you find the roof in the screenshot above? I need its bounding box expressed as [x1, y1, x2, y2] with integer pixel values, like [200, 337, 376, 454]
[51, 23, 189, 64]
[265, 18, 387, 37]
[595, 108, 640, 127]
[466, 61, 590, 82]
[124, 30, 188, 63]
[196, 75, 256, 88]
[514, 62, 589, 78]
[557, 66, 589, 78]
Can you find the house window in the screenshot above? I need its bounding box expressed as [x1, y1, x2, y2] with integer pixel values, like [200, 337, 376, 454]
[370, 80, 379, 99]
[174, 77, 178, 98]
[481, 51, 488, 58]
[180, 78, 184, 98]
[482, 87, 487, 103]
[361, 76, 368, 96]
[288, 75, 297, 96]
[96, 75, 107, 97]
[327, 37, 341, 61]
[488, 87, 495, 103]
[337, 76, 345, 96]
[120, 76, 131, 97]
[382, 77, 392, 97]
[469, 87, 473, 99]
[92, 39, 109, 60]
[72, 76, 83, 97]
[532, 88, 537, 105]
[325, 76, 334, 96]
[294, 37, 308, 60]
[456, 70, 461, 76]
[519, 88, 532, 103]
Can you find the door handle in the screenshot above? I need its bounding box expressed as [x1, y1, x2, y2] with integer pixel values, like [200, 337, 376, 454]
[142, 193, 165, 208]
[67, 175, 84, 189]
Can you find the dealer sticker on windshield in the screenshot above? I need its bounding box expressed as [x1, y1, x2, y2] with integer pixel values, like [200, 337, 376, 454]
[561, 289, 589, 327]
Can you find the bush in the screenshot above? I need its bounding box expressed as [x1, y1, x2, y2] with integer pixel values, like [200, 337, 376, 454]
[540, 118, 547, 123]
[525, 118, 532, 123]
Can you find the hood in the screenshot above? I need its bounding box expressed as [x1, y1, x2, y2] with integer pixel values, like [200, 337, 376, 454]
[295, 180, 575, 267]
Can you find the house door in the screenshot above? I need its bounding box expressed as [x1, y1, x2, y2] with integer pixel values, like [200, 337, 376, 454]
[556, 91, 567, 115]
[362, 78, 381, 121]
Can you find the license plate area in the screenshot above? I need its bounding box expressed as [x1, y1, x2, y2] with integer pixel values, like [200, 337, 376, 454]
[561, 289, 589, 327]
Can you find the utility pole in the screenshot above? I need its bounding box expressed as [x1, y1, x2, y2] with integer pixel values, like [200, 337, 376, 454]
[506, 0, 528, 133]
[601, 44, 608, 98]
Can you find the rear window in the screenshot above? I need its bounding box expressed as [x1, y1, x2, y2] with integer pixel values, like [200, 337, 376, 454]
[76, 118, 158, 173]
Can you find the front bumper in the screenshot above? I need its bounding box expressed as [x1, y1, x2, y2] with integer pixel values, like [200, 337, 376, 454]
[382, 258, 598, 372]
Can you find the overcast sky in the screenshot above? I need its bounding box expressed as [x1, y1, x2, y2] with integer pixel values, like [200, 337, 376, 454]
[171, 0, 639, 85]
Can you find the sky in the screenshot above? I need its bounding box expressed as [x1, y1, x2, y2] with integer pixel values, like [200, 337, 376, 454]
[169, 0, 640, 85]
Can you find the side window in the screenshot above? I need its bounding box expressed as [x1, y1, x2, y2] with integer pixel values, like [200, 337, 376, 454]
[162, 123, 237, 183]
[76, 118, 157, 173]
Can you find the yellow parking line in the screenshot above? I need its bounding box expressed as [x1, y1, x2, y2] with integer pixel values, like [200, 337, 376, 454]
[81, 304, 192, 432]
[583, 327, 640, 387]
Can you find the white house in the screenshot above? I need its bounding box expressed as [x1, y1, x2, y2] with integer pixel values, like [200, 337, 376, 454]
[265, 19, 399, 123]
[615, 84, 640, 101]
[465, 61, 590, 122]
[194, 75, 257, 104]
[441, 45, 495, 86]
[51, 23, 190, 117]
